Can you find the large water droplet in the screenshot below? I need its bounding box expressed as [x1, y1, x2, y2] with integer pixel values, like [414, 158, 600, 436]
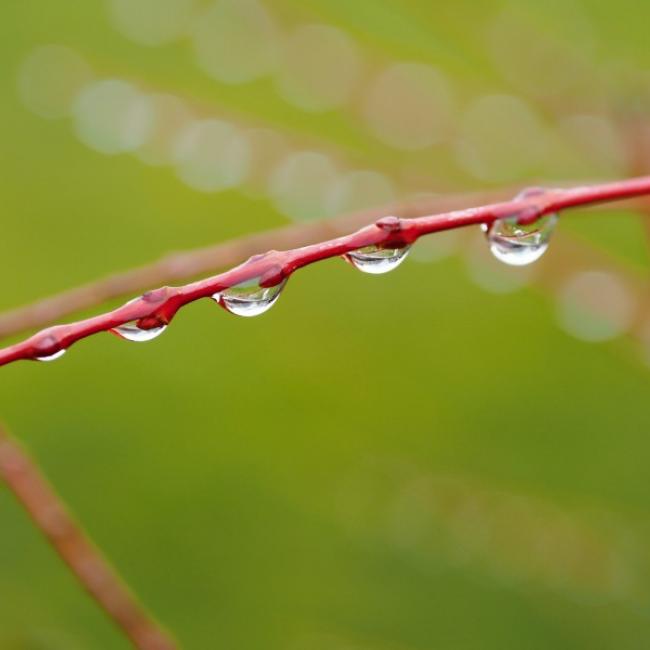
[36, 349, 67, 362]
[484, 213, 557, 266]
[112, 322, 167, 342]
[111, 296, 168, 341]
[214, 277, 286, 317]
[345, 244, 411, 274]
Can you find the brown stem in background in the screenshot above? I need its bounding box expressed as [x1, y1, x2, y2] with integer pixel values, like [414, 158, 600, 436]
[0, 426, 178, 650]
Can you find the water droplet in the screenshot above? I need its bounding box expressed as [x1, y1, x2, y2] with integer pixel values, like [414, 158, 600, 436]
[111, 322, 167, 342]
[484, 213, 557, 266]
[214, 277, 286, 317]
[36, 349, 67, 362]
[345, 244, 411, 274]
[111, 296, 168, 341]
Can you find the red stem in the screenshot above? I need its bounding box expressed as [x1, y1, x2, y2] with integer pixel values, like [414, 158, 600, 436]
[2, 176, 650, 368]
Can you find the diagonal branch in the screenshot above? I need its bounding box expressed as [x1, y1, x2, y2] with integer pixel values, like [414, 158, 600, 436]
[0, 425, 178, 650]
[1, 176, 650, 368]
[0, 188, 520, 341]
[1, 183, 646, 343]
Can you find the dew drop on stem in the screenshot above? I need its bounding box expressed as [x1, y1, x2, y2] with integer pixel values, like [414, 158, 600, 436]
[110, 296, 168, 342]
[483, 213, 557, 266]
[213, 277, 287, 317]
[345, 243, 411, 274]
[111, 322, 167, 342]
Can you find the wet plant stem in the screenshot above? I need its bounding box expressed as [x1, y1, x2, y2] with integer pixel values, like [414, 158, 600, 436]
[1, 176, 650, 368]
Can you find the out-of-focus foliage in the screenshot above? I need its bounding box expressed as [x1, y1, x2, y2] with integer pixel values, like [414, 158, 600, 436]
[2, 1, 650, 648]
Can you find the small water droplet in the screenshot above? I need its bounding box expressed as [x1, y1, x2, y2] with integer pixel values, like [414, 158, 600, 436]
[213, 277, 287, 317]
[484, 213, 557, 266]
[36, 349, 66, 362]
[111, 322, 167, 342]
[345, 244, 411, 274]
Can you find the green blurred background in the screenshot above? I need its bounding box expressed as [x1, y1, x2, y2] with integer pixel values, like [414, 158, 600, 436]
[2, 0, 650, 648]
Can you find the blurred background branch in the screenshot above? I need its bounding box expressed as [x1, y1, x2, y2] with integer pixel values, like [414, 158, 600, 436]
[0, 426, 178, 650]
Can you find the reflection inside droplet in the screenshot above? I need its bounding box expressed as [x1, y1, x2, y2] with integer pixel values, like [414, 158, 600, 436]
[111, 322, 167, 342]
[345, 244, 411, 274]
[213, 277, 287, 317]
[110, 296, 168, 341]
[485, 213, 557, 266]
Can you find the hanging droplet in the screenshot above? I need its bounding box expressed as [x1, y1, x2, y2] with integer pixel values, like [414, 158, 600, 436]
[484, 213, 558, 266]
[111, 322, 167, 342]
[213, 277, 287, 317]
[36, 349, 66, 362]
[110, 295, 168, 341]
[34, 334, 67, 362]
[345, 244, 411, 274]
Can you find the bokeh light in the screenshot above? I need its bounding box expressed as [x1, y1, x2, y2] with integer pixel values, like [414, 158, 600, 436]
[135, 93, 193, 166]
[363, 62, 454, 150]
[269, 151, 339, 220]
[191, 0, 280, 84]
[487, 5, 597, 103]
[454, 94, 547, 183]
[107, 0, 198, 46]
[18, 45, 93, 119]
[326, 170, 396, 214]
[72, 79, 153, 155]
[346, 463, 640, 603]
[240, 128, 290, 198]
[557, 114, 628, 176]
[275, 24, 363, 112]
[173, 118, 250, 192]
[556, 271, 635, 342]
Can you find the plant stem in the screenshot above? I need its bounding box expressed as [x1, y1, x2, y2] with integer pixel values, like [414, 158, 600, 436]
[1, 177, 649, 368]
[0, 187, 519, 340]
[0, 426, 178, 650]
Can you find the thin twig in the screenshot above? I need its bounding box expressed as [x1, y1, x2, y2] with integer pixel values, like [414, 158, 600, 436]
[0, 426, 178, 650]
[1, 177, 650, 368]
[0, 188, 520, 341]
[1, 183, 645, 344]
